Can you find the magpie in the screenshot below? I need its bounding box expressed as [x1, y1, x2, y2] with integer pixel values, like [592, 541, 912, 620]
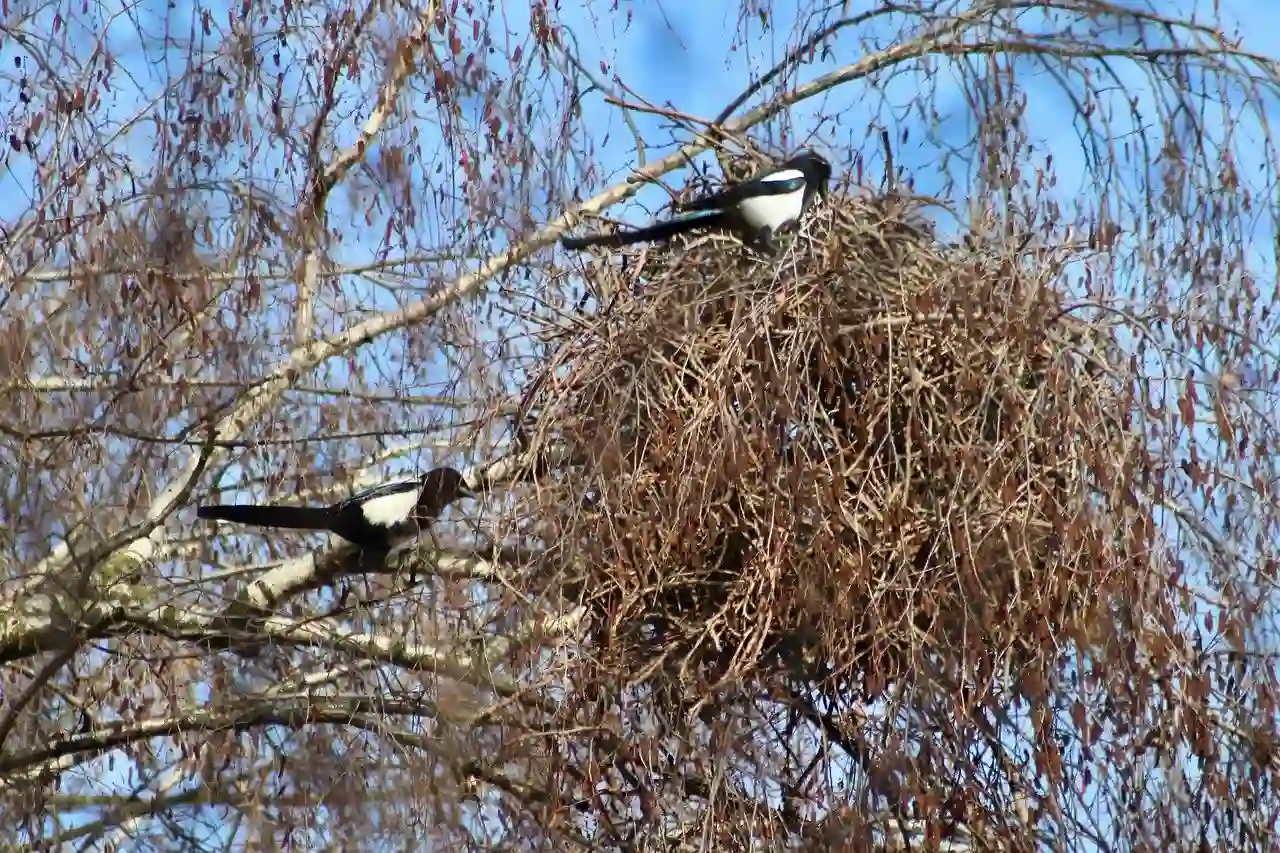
[196, 467, 474, 551]
[561, 149, 833, 252]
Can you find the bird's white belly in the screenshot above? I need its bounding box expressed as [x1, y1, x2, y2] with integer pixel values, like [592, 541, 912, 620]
[360, 488, 421, 527]
[738, 188, 805, 232]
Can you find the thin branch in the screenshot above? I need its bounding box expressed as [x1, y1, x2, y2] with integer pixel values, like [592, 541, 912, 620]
[15, 251, 461, 284]
[29, 787, 246, 851]
[294, 0, 441, 344]
[603, 96, 718, 128]
[0, 421, 458, 447]
[0, 696, 440, 775]
[4, 376, 496, 411]
[713, 7, 897, 125]
[556, 28, 646, 165]
[0, 635, 81, 753]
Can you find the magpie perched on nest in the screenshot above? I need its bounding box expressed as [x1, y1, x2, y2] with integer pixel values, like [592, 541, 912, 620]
[561, 149, 833, 253]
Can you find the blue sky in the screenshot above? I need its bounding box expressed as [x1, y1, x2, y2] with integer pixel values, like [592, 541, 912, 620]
[6, 0, 1280, 847]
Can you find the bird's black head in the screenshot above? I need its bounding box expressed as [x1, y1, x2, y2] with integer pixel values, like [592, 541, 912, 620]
[424, 466, 476, 500]
[790, 149, 833, 195]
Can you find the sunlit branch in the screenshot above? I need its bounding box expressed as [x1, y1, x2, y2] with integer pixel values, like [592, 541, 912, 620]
[294, 0, 444, 344]
[0, 695, 443, 776]
[0, 595, 526, 695]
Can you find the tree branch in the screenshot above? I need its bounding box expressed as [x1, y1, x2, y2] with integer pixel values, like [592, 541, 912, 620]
[29, 786, 246, 851]
[0, 595, 520, 699]
[239, 543, 511, 612]
[0, 696, 440, 776]
[294, 0, 440, 344]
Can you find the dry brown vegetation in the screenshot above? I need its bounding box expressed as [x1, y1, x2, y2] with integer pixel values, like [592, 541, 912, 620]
[3, 0, 1280, 850]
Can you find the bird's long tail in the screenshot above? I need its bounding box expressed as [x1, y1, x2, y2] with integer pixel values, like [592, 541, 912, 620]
[561, 210, 727, 249]
[197, 504, 335, 531]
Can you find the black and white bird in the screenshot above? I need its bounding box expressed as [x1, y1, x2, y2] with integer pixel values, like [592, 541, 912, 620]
[561, 149, 833, 252]
[196, 467, 474, 551]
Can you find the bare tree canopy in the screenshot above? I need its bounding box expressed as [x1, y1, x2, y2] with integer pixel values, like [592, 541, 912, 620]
[2, 0, 1279, 849]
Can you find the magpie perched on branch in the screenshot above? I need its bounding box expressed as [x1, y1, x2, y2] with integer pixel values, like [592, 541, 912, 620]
[196, 467, 474, 551]
[561, 149, 833, 252]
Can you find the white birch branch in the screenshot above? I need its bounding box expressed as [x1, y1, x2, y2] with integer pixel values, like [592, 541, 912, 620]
[0, 696, 443, 778]
[0, 590, 557, 699]
[96, 763, 188, 851]
[0, 753, 81, 793]
[16, 249, 460, 285]
[240, 542, 509, 612]
[294, 0, 441, 344]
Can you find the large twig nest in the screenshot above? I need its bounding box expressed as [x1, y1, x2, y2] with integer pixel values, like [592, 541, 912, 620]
[527, 191, 1138, 706]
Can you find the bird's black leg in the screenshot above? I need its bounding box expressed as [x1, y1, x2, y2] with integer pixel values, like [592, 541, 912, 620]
[358, 544, 394, 581]
[756, 227, 780, 257]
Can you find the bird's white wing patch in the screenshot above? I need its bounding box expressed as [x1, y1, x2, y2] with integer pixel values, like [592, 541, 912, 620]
[760, 168, 805, 184]
[359, 486, 421, 528]
[738, 187, 806, 231]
